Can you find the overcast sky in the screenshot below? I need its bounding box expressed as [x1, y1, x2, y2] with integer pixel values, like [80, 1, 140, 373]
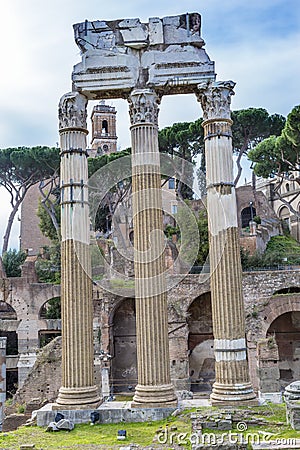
[1, 0, 299, 251]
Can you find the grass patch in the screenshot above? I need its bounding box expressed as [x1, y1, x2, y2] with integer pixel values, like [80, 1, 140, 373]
[0, 414, 190, 449]
[2, 404, 300, 449]
[109, 278, 135, 289]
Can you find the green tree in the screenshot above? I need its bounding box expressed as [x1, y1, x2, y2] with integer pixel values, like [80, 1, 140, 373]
[37, 200, 61, 243]
[172, 204, 208, 269]
[248, 105, 300, 217]
[35, 245, 61, 283]
[158, 119, 204, 199]
[231, 108, 285, 185]
[0, 146, 60, 254]
[41, 297, 61, 319]
[241, 235, 300, 270]
[2, 249, 27, 277]
[196, 210, 209, 266]
[88, 148, 132, 237]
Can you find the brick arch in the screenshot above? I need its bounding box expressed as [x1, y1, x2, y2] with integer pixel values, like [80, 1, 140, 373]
[39, 296, 61, 319]
[108, 295, 135, 326]
[109, 297, 137, 393]
[186, 289, 211, 314]
[167, 274, 211, 317]
[8, 282, 61, 320]
[260, 293, 300, 337]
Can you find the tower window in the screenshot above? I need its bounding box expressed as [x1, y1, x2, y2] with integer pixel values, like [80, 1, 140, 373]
[102, 120, 108, 135]
[103, 144, 109, 153]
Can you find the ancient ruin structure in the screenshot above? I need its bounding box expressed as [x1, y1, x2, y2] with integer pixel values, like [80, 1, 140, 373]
[57, 92, 100, 408]
[196, 81, 256, 403]
[53, 12, 257, 409]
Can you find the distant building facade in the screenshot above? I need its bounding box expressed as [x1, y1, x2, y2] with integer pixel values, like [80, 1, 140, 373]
[255, 177, 300, 242]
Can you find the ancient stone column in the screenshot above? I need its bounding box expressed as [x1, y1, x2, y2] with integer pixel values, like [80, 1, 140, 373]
[196, 81, 256, 404]
[128, 89, 177, 408]
[0, 337, 6, 431]
[56, 92, 100, 408]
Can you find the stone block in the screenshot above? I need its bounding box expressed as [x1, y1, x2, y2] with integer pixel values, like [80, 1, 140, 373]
[204, 421, 217, 429]
[149, 17, 163, 45]
[217, 420, 232, 430]
[286, 401, 300, 430]
[36, 405, 176, 427]
[259, 391, 282, 404]
[285, 381, 300, 401]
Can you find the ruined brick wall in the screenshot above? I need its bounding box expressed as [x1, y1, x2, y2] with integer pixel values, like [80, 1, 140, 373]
[235, 186, 279, 229]
[20, 184, 51, 256]
[2, 270, 300, 402]
[13, 336, 62, 405]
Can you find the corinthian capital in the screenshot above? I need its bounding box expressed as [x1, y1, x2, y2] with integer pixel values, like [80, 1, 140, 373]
[196, 80, 235, 121]
[58, 91, 88, 130]
[128, 89, 161, 126]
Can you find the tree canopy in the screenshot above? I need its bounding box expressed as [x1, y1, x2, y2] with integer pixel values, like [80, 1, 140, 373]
[158, 119, 204, 199]
[0, 146, 60, 254]
[231, 108, 285, 185]
[248, 105, 300, 215]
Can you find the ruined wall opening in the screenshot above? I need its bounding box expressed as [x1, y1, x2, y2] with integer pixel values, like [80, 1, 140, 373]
[241, 206, 256, 228]
[39, 297, 61, 347]
[267, 310, 300, 388]
[110, 298, 137, 394]
[0, 302, 18, 397]
[187, 292, 214, 393]
[0, 302, 18, 355]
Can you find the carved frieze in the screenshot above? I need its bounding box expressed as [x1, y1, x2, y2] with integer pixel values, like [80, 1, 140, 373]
[58, 92, 88, 130]
[71, 13, 215, 98]
[196, 80, 236, 121]
[128, 89, 161, 126]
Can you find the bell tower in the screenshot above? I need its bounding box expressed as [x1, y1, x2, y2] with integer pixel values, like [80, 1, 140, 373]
[90, 101, 117, 155]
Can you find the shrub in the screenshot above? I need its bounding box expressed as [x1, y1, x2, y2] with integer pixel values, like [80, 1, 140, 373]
[2, 249, 27, 277]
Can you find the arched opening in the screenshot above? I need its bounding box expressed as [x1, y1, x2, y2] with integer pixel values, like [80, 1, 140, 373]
[102, 119, 108, 135]
[187, 292, 214, 393]
[267, 311, 300, 388]
[39, 297, 61, 348]
[111, 298, 137, 393]
[129, 230, 134, 245]
[279, 206, 290, 231]
[0, 302, 18, 397]
[241, 206, 256, 228]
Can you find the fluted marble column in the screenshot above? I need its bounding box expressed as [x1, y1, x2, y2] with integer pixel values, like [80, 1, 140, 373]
[56, 92, 100, 409]
[196, 81, 256, 404]
[128, 89, 177, 408]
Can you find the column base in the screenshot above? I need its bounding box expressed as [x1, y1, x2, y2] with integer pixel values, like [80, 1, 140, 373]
[210, 382, 257, 406]
[132, 383, 178, 409]
[55, 385, 101, 410]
